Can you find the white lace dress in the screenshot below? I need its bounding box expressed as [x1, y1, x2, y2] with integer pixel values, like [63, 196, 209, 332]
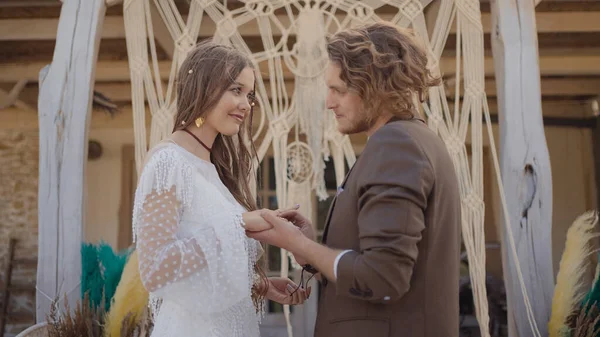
[132, 142, 263, 337]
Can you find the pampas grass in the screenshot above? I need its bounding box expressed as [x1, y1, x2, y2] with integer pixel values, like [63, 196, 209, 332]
[549, 211, 599, 337]
[46, 293, 104, 337]
[45, 292, 152, 337]
[103, 250, 150, 337]
[44, 244, 151, 337]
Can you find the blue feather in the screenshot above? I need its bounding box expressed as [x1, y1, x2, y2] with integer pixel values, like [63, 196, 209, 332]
[80, 241, 132, 311]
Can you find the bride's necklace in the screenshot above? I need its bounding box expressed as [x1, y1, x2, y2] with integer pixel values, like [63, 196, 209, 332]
[182, 128, 212, 153]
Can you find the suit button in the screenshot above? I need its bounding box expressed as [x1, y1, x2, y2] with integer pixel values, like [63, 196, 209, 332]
[383, 296, 391, 301]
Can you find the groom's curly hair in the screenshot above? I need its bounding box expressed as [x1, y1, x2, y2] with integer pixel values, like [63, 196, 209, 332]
[326, 22, 441, 121]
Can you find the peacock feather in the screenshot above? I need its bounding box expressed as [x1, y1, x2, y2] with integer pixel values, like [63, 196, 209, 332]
[573, 253, 600, 336]
[98, 242, 131, 310]
[81, 242, 104, 309]
[81, 241, 132, 311]
[582, 256, 600, 310]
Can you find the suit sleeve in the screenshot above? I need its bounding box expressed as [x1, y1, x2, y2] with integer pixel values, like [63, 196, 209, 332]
[335, 127, 434, 304]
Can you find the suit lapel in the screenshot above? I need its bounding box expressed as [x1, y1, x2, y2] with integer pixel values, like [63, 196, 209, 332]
[321, 163, 357, 244]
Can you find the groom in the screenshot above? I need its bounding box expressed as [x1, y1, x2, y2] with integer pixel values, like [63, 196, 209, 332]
[248, 22, 461, 337]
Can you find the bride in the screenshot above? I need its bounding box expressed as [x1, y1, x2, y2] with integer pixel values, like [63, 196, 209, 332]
[133, 41, 310, 337]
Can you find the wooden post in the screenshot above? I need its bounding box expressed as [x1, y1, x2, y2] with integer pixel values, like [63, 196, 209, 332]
[490, 1, 554, 336]
[594, 113, 600, 211]
[36, 0, 106, 322]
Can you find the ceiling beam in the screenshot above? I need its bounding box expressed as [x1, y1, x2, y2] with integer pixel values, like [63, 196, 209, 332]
[1, 97, 593, 131]
[15, 76, 599, 104]
[0, 79, 32, 110]
[0, 0, 61, 7]
[450, 77, 600, 98]
[1, 11, 599, 41]
[3, 54, 600, 83]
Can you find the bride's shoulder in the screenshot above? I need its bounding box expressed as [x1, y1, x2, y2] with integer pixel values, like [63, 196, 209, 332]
[140, 142, 191, 173]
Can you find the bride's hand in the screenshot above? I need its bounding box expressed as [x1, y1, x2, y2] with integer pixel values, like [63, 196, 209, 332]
[243, 205, 300, 232]
[243, 209, 275, 232]
[265, 277, 311, 305]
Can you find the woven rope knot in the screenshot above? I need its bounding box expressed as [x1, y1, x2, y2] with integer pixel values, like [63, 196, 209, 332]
[429, 112, 444, 126]
[463, 190, 484, 211]
[464, 81, 483, 98]
[245, 0, 275, 17]
[215, 15, 238, 39]
[130, 58, 148, 76]
[347, 2, 375, 22]
[175, 32, 196, 54]
[426, 49, 440, 71]
[269, 116, 291, 139]
[196, 0, 216, 8]
[400, 0, 423, 22]
[152, 106, 173, 127]
[447, 135, 463, 155]
[456, 0, 483, 30]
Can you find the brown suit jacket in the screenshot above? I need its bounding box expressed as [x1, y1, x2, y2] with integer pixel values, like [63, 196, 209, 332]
[314, 118, 461, 337]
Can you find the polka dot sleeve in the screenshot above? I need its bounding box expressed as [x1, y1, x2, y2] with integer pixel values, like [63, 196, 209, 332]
[131, 146, 253, 314]
[135, 185, 204, 292]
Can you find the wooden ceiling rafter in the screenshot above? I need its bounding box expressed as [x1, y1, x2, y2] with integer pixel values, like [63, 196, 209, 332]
[2, 10, 600, 42]
[0, 0, 599, 122]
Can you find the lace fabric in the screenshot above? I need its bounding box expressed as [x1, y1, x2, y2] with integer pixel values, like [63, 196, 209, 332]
[133, 143, 262, 336]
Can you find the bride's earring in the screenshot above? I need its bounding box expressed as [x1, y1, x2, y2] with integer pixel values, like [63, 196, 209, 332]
[195, 117, 205, 128]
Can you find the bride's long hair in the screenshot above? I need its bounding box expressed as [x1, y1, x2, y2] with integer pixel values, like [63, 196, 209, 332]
[173, 40, 268, 308]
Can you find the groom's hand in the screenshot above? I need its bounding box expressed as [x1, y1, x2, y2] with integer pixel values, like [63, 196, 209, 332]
[246, 212, 306, 254]
[275, 210, 315, 266]
[277, 210, 316, 242]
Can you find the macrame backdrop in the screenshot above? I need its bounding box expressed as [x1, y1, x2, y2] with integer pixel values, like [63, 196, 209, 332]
[123, 0, 542, 336]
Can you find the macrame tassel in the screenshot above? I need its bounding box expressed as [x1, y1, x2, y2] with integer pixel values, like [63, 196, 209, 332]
[294, 8, 329, 201]
[123, 2, 498, 337]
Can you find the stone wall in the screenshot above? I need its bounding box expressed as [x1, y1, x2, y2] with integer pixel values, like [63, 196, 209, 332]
[0, 130, 39, 336]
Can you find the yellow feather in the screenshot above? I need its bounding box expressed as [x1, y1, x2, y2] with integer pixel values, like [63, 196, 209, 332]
[104, 250, 149, 337]
[549, 211, 599, 337]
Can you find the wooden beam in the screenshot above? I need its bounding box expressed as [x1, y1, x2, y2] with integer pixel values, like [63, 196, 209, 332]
[0, 79, 32, 110]
[76, 77, 600, 102]
[35, 0, 105, 322]
[491, 0, 554, 336]
[3, 55, 600, 83]
[0, 0, 61, 7]
[2, 98, 591, 131]
[105, 0, 122, 7]
[594, 115, 600, 211]
[0, 16, 125, 40]
[1, 11, 599, 41]
[450, 77, 600, 98]
[537, 77, 600, 97]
